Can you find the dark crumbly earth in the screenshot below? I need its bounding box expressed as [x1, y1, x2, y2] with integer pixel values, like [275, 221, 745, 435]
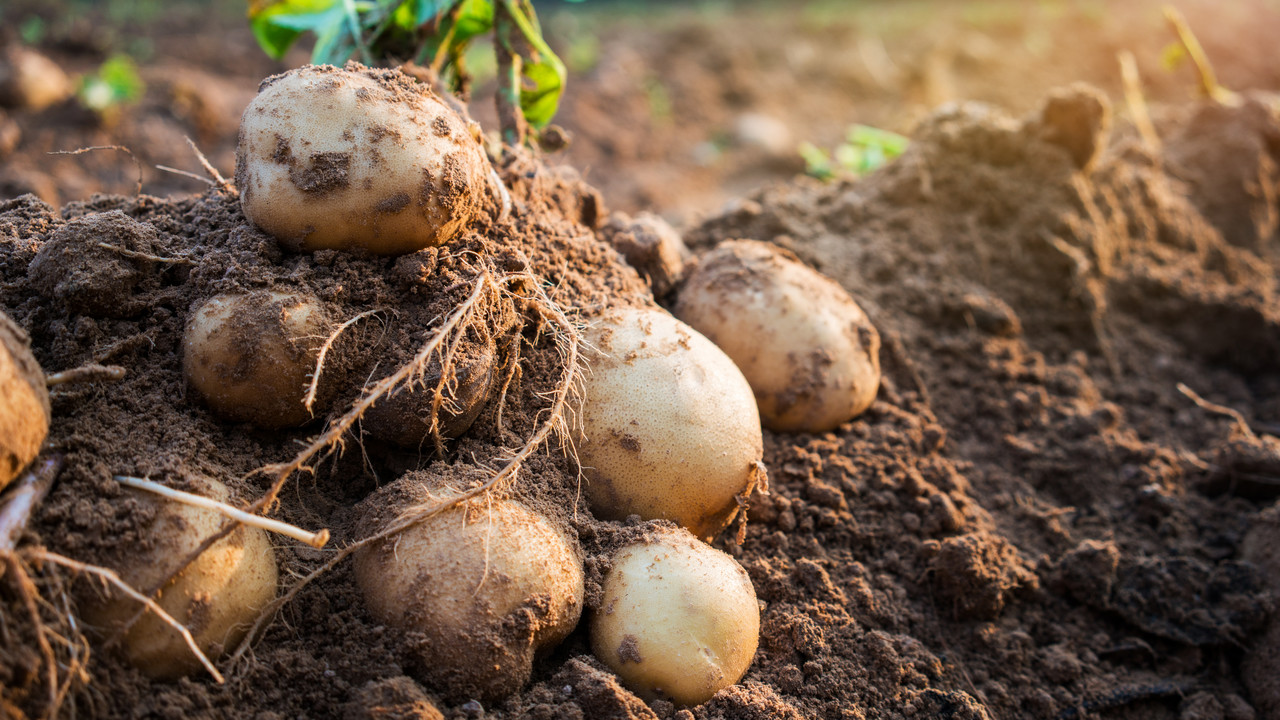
[2, 3, 1280, 720]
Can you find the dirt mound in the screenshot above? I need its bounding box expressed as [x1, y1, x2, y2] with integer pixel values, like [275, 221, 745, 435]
[2, 83, 1280, 720]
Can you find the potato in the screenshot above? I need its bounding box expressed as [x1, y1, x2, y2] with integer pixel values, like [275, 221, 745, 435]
[29, 210, 162, 318]
[0, 46, 73, 112]
[591, 526, 759, 706]
[80, 476, 278, 679]
[675, 240, 881, 433]
[353, 478, 584, 702]
[577, 306, 763, 539]
[0, 311, 49, 492]
[362, 333, 498, 448]
[236, 64, 490, 255]
[183, 289, 332, 428]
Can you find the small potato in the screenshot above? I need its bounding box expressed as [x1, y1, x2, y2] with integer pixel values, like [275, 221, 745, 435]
[80, 476, 278, 679]
[353, 478, 584, 702]
[675, 240, 881, 433]
[236, 64, 490, 255]
[29, 210, 162, 318]
[577, 306, 763, 539]
[0, 311, 49, 492]
[0, 46, 73, 111]
[591, 526, 759, 706]
[362, 333, 498, 448]
[183, 289, 332, 428]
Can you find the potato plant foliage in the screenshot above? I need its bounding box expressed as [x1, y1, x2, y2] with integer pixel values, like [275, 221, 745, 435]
[248, 0, 568, 143]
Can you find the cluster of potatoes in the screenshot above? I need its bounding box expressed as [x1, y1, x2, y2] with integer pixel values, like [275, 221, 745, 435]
[2, 64, 883, 709]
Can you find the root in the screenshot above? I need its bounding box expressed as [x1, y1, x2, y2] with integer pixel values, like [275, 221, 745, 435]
[113, 475, 330, 549]
[155, 164, 216, 187]
[95, 241, 193, 265]
[1043, 231, 1119, 379]
[1, 457, 88, 719]
[1162, 5, 1239, 106]
[227, 269, 585, 666]
[48, 146, 142, 196]
[6, 554, 58, 712]
[45, 363, 126, 388]
[1, 457, 63, 553]
[303, 309, 384, 414]
[25, 549, 225, 683]
[1117, 51, 1162, 153]
[1177, 383, 1257, 440]
[183, 136, 235, 195]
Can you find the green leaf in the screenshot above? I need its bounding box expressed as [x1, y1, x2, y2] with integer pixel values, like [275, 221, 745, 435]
[453, 0, 495, 40]
[415, 0, 460, 25]
[846, 124, 910, 157]
[520, 60, 563, 128]
[498, 0, 566, 129]
[250, 0, 343, 60]
[798, 141, 835, 181]
[79, 54, 145, 112]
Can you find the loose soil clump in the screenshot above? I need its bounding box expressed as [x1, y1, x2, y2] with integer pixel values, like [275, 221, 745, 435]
[2, 79, 1280, 720]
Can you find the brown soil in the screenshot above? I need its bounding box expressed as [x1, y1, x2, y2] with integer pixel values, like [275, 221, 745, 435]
[1, 2, 1280, 720]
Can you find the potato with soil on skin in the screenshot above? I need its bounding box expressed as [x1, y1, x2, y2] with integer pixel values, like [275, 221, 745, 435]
[353, 478, 584, 702]
[0, 311, 49, 492]
[0, 46, 73, 111]
[236, 63, 491, 255]
[362, 329, 500, 449]
[675, 239, 881, 433]
[29, 210, 164, 318]
[183, 289, 336, 428]
[79, 476, 278, 679]
[577, 306, 764, 540]
[591, 525, 759, 706]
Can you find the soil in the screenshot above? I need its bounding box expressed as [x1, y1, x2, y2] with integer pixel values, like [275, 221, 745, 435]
[2, 2, 1280, 720]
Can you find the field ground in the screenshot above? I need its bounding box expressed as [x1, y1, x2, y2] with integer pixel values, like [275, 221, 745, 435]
[2, 2, 1280, 719]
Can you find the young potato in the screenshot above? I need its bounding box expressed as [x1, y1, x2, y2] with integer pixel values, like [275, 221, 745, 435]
[362, 334, 498, 449]
[80, 476, 278, 679]
[577, 306, 763, 540]
[183, 289, 333, 429]
[591, 526, 759, 706]
[0, 46, 73, 111]
[675, 239, 881, 433]
[236, 64, 490, 255]
[0, 312, 49, 492]
[353, 478, 584, 702]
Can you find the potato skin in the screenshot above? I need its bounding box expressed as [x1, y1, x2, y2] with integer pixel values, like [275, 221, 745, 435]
[80, 476, 278, 679]
[675, 240, 881, 433]
[183, 289, 330, 428]
[591, 526, 759, 706]
[0, 312, 49, 492]
[353, 481, 584, 702]
[236, 64, 489, 255]
[577, 307, 763, 539]
[362, 333, 498, 448]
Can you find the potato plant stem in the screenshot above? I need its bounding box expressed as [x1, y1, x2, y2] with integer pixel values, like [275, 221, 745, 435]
[494, 2, 527, 146]
[113, 475, 330, 549]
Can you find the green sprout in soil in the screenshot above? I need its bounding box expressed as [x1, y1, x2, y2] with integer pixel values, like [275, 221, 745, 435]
[799, 124, 909, 181]
[248, 0, 570, 146]
[78, 53, 145, 115]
